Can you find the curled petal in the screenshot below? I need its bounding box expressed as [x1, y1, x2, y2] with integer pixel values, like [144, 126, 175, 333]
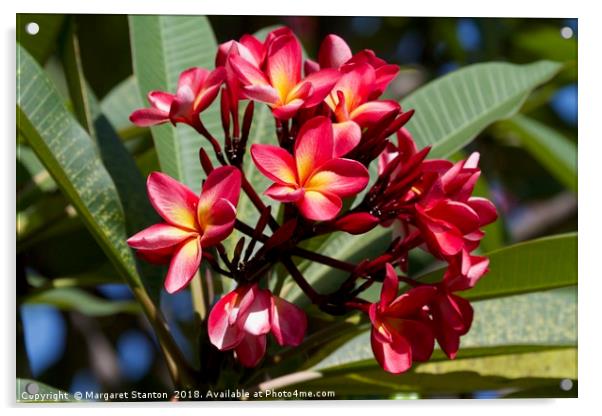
[305, 158, 369, 198]
[169, 67, 208, 121]
[147, 91, 174, 113]
[304, 59, 320, 76]
[251, 144, 297, 185]
[207, 290, 246, 350]
[387, 285, 437, 317]
[198, 166, 242, 219]
[127, 223, 197, 251]
[240, 287, 271, 336]
[370, 328, 412, 374]
[373, 64, 400, 97]
[270, 296, 307, 346]
[380, 263, 400, 307]
[164, 237, 202, 294]
[240, 34, 265, 65]
[235, 333, 267, 368]
[467, 197, 498, 226]
[229, 53, 271, 87]
[271, 98, 305, 120]
[332, 121, 361, 158]
[129, 108, 169, 127]
[294, 116, 334, 183]
[297, 190, 342, 221]
[334, 212, 379, 235]
[318, 34, 353, 69]
[327, 63, 375, 112]
[194, 67, 226, 112]
[428, 200, 481, 234]
[265, 184, 305, 202]
[199, 199, 237, 247]
[147, 172, 198, 230]
[241, 84, 280, 105]
[302, 69, 342, 108]
[350, 100, 400, 127]
[266, 34, 302, 100]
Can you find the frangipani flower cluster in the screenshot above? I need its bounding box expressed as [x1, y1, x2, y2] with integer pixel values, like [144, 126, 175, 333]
[127, 28, 497, 374]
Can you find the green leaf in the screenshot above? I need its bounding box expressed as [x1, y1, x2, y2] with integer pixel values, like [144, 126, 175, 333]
[418, 233, 577, 301]
[129, 15, 220, 191]
[17, 44, 192, 384]
[497, 114, 577, 192]
[17, 378, 72, 402]
[279, 348, 576, 397]
[311, 287, 576, 371]
[23, 287, 140, 316]
[401, 61, 562, 158]
[17, 44, 142, 291]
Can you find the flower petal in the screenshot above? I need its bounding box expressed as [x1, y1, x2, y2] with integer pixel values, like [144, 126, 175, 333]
[297, 190, 342, 221]
[127, 223, 197, 251]
[235, 333, 267, 368]
[387, 285, 437, 317]
[129, 108, 169, 127]
[271, 98, 305, 120]
[302, 69, 341, 108]
[265, 184, 305, 202]
[266, 34, 302, 101]
[370, 328, 412, 374]
[270, 295, 307, 346]
[199, 198, 237, 247]
[250, 144, 298, 185]
[398, 319, 434, 362]
[229, 53, 271, 86]
[334, 212, 379, 234]
[294, 116, 335, 184]
[194, 67, 226, 112]
[467, 197, 498, 226]
[240, 287, 271, 336]
[241, 84, 280, 105]
[327, 63, 375, 113]
[318, 34, 353, 69]
[332, 121, 361, 157]
[197, 166, 242, 221]
[350, 100, 400, 127]
[305, 158, 369, 198]
[207, 290, 246, 350]
[147, 172, 198, 230]
[164, 237, 202, 294]
[147, 91, 174, 113]
[380, 263, 399, 307]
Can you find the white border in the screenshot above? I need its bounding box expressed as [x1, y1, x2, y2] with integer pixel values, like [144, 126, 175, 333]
[3, 0, 600, 414]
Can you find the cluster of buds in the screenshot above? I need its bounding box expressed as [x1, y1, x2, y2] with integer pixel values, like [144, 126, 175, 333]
[127, 28, 497, 373]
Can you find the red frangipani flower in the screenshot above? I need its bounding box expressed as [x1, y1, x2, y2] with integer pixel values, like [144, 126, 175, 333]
[208, 283, 307, 367]
[251, 116, 370, 221]
[130, 66, 225, 127]
[229, 31, 340, 120]
[127, 166, 241, 293]
[369, 263, 436, 374]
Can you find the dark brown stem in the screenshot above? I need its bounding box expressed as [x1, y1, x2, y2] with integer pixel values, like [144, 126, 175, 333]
[281, 257, 325, 304]
[190, 118, 227, 166]
[291, 247, 356, 273]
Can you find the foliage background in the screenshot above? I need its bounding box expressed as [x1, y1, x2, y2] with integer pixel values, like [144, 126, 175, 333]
[16, 14, 577, 400]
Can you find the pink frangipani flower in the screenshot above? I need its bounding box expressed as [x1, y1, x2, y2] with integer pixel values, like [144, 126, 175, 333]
[208, 283, 307, 367]
[251, 116, 370, 221]
[127, 166, 241, 293]
[369, 263, 436, 374]
[130, 66, 225, 127]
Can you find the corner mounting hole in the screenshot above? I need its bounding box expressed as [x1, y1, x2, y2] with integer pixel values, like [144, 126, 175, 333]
[25, 22, 39, 35]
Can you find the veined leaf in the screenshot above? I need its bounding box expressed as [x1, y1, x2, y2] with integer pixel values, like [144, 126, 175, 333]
[17, 45, 192, 385]
[129, 15, 220, 191]
[418, 233, 577, 301]
[497, 114, 577, 192]
[401, 61, 562, 158]
[17, 44, 141, 290]
[100, 75, 143, 135]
